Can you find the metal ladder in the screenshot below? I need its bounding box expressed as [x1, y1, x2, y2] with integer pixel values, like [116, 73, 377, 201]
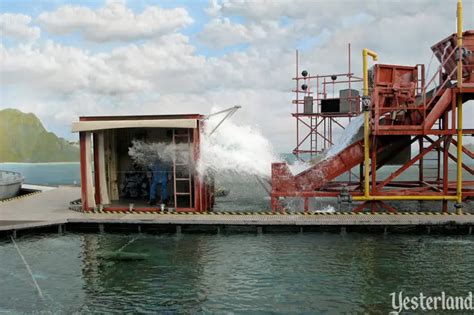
[172, 129, 193, 210]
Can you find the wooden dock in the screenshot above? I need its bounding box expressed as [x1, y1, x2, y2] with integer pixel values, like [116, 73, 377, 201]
[1, 186, 473, 236]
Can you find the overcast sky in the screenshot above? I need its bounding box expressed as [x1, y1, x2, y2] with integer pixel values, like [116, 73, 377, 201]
[1, 0, 473, 152]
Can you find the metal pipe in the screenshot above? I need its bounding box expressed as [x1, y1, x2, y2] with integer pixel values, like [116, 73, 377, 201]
[296, 50, 299, 160]
[205, 105, 241, 136]
[364, 109, 370, 198]
[456, 0, 463, 213]
[203, 105, 241, 119]
[362, 48, 378, 96]
[353, 195, 458, 201]
[362, 48, 378, 198]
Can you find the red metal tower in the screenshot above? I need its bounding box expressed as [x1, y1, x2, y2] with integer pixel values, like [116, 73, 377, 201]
[272, 4, 474, 213]
[292, 44, 363, 160]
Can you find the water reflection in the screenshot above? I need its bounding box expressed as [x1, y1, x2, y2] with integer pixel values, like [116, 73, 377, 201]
[73, 233, 474, 313]
[1, 233, 473, 313]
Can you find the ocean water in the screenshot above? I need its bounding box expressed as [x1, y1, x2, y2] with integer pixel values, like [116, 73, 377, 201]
[0, 162, 80, 186]
[1, 233, 474, 313]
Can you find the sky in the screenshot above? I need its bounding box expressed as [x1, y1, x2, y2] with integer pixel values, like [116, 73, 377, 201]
[1, 0, 473, 152]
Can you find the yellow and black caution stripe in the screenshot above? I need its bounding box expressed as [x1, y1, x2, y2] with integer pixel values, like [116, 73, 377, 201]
[79, 208, 474, 216]
[70, 199, 82, 205]
[0, 191, 41, 204]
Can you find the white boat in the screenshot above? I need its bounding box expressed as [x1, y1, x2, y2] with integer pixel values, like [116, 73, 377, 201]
[0, 170, 24, 200]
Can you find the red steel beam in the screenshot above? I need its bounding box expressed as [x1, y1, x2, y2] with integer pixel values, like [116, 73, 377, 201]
[376, 136, 444, 191]
[451, 139, 474, 158]
[424, 136, 474, 175]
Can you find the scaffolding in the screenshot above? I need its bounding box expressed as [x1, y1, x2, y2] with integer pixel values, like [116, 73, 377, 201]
[292, 44, 363, 161]
[272, 2, 474, 213]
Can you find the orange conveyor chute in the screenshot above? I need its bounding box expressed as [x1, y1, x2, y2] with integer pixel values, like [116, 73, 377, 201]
[273, 135, 410, 193]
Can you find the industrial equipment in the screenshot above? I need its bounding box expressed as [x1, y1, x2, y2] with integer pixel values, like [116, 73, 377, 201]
[272, 0, 473, 213]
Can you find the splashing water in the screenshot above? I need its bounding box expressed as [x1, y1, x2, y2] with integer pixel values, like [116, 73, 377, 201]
[288, 114, 365, 175]
[198, 117, 281, 179]
[126, 116, 280, 180]
[325, 114, 364, 158]
[287, 160, 310, 175]
[128, 140, 191, 168]
[316, 205, 336, 213]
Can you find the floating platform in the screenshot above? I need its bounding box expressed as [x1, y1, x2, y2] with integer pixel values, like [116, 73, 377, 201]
[0, 186, 473, 237]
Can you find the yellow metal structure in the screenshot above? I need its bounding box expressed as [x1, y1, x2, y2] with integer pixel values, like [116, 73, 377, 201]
[362, 48, 378, 198]
[353, 195, 458, 202]
[456, 0, 463, 213]
[357, 23, 465, 205]
[362, 49, 378, 96]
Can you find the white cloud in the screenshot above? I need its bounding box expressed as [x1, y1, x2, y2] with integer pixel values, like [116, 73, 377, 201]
[0, 13, 40, 41]
[37, 1, 193, 42]
[197, 18, 290, 49]
[0, 41, 150, 96]
[205, 0, 222, 17]
[209, 0, 438, 22]
[198, 18, 250, 48]
[1, 0, 473, 151]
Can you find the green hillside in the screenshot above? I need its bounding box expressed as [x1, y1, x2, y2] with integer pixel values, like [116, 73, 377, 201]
[0, 108, 79, 162]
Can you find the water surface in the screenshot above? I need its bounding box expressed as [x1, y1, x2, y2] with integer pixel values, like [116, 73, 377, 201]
[1, 233, 473, 313]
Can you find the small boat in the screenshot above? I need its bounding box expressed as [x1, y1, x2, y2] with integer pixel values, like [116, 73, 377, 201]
[0, 170, 24, 200]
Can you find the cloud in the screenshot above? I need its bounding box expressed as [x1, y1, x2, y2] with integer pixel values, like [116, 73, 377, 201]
[197, 18, 290, 49]
[208, 0, 438, 22]
[198, 18, 251, 48]
[1, 0, 473, 150]
[205, 0, 222, 17]
[0, 13, 40, 41]
[37, 1, 193, 42]
[200, 0, 473, 51]
[0, 41, 150, 96]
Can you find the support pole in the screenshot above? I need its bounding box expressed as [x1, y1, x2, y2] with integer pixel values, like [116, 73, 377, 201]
[456, 0, 463, 214]
[362, 48, 378, 199]
[442, 113, 449, 213]
[80, 131, 96, 210]
[97, 132, 110, 204]
[362, 49, 378, 96]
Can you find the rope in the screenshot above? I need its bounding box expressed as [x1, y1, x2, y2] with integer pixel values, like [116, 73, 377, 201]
[116, 236, 138, 253]
[10, 236, 44, 300]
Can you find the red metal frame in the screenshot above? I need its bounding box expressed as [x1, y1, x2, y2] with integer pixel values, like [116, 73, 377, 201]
[272, 33, 474, 213]
[78, 114, 213, 212]
[293, 44, 363, 161]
